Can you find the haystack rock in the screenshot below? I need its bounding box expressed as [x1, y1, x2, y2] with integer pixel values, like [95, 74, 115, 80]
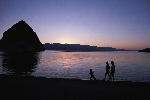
[0, 20, 45, 51]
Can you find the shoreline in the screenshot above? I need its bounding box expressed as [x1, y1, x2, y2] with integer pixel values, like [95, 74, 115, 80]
[1, 74, 150, 100]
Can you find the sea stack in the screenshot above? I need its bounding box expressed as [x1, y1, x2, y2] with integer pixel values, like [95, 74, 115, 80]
[0, 20, 45, 51]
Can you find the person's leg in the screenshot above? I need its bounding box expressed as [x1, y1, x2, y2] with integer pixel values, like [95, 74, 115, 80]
[105, 71, 109, 78]
[105, 73, 107, 78]
[108, 73, 111, 81]
[113, 73, 115, 81]
[94, 76, 96, 80]
[90, 76, 92, 80]
[112, 73, 114, 81]
[110, 73, 112, 81]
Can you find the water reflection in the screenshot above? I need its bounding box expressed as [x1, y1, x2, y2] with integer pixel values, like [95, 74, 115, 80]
[1, 52, 39, 76]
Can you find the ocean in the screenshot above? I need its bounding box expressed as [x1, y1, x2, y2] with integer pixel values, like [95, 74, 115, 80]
[0, 50, 150, 82]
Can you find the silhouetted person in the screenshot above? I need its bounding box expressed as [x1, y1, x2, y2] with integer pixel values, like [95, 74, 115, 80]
[89, 69, 96, 81]
[105, 61, 110, 80]
[110, 61, 115, 81]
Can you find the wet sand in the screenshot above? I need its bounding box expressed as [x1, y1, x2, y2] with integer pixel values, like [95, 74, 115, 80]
[1, 74, 150, 100]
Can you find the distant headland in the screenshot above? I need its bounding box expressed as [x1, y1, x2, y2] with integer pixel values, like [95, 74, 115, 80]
[43, 43, 126, 52]
[138, 48, 150, 52]
[0, 20, 45, 52]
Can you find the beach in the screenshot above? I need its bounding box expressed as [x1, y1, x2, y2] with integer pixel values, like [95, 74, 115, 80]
[1, 74, 150, 100]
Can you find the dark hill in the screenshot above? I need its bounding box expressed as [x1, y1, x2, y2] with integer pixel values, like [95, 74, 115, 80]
[0, 20, 45, 51]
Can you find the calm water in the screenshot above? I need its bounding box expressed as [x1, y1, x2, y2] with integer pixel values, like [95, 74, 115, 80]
[0, 50, 150, 82]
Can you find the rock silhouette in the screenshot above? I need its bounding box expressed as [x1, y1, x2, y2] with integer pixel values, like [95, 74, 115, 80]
[0, 20, 45, 51]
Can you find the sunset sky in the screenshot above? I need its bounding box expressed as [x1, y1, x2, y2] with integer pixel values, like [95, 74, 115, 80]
[0, 0, 150, 50]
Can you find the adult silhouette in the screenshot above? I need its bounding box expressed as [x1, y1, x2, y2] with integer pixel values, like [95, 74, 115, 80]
[110, 61, 115, 81]
[105, 61, 110, 80]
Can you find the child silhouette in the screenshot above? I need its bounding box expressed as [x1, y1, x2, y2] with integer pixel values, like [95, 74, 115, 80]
[89, 69, 96, 81]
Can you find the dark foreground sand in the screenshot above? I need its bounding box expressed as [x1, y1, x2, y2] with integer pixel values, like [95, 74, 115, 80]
[0, 75, 150, 100]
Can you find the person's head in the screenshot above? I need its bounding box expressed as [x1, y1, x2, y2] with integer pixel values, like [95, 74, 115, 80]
[90, 69, 92, 72]
[111, 61, 114, 65]
[106, 61, 109, 65]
